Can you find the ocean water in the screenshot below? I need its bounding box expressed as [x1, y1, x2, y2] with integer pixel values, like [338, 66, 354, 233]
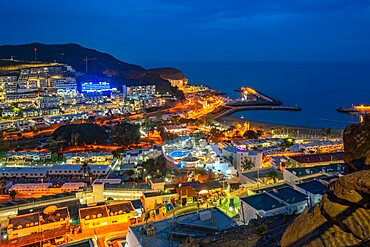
[144, 61, 370, 129]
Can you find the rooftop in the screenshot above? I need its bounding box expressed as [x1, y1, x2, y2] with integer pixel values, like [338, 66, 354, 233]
[241, 167, 282, 181]
[79, 205, 108, 221]
[296, 180, 328, 195]
[289, 152, 344, 164]
[241, 193, 285, 212]
[286, 163, 346, 177]
[131, 199, 143, 210]
[129, 207, 235, 247]
[268, 187, 307, 205]
[58, 238, 94, 247]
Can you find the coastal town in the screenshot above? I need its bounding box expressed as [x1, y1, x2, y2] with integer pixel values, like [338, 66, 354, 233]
[0, 56, 353, 247]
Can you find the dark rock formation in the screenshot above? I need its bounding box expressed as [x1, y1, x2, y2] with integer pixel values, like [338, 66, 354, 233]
[343, 114, 370, 173]
[281, 114, 370, 247]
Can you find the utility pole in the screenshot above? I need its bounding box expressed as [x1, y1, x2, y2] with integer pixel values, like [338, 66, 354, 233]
[34, 47, 37, 62]
[83, 57, 97, 74]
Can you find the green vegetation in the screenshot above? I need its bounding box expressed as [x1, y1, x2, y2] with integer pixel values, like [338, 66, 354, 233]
[111, 122, 141, 147]
[142, 155, 167, 177]
[243, 130, 258, 139]
[241, 157, 255, 171]
[9, 190, 17, 200]
[267, 170, 280, 183]
[52, 124, 108, 146]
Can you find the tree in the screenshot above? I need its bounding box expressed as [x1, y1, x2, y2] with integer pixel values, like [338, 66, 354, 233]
[9, 190, 17, 200]
[71, 132, 80, 146]
[142, 155, 167, 177]
[52, 124, 108, 146]
[111, 123, 141, 147]
[267, 170, 280, 183]
[80, 161, 92, 183]
[241, 158, 255, 171]
[243, 130, 258, 139]
[281, 159, 293, 169]
[51, 152, 59, 162]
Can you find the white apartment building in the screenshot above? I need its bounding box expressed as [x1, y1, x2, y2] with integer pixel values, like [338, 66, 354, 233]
[222, 146, 262, 173]
[0, 75, 18, 93]
[122, 85, 156, 99]
[50, 77, 77, 93]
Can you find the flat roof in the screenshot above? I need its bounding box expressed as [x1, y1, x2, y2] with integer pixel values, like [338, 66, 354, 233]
[129, 207, 235, 247]
[241, 168, 282, 181]
[58, 239, 94, 247]
[241, 193, 285, 212]
[289, 152, 344, 164]
[296, 180, 328, 195]
[268, 187, 307, 204]
[286, 163, 346, 177]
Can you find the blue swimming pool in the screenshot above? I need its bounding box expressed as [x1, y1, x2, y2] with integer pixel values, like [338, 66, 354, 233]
[169, 150, 191, 159]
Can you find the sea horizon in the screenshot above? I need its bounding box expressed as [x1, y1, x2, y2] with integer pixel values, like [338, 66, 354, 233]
[144, 61, 370, 129]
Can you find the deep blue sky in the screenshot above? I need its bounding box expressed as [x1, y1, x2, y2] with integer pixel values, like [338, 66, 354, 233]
[1, 0, 370, 64]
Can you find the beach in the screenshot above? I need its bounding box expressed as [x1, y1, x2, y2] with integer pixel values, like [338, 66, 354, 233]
[218, 116, 344, 139]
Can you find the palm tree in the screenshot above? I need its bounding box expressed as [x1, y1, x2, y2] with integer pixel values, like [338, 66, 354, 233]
[80, 161, 92, 182]
[282, 159, 293, 169]
[267, 170, 280, 183]
[241, 158, 255, 172]
[70, 132, 80, 147]
[9, 190, 17, 200]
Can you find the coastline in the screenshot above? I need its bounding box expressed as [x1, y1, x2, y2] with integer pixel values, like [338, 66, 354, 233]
[218, 116, 344, 138]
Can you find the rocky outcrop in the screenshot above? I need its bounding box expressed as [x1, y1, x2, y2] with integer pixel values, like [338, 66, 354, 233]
[343, 114, 370, 172]
[281, 114, 370, 247]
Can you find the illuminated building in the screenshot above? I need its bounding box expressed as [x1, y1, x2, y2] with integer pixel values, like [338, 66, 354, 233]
[7, 206, 70, 240]
[8, 182, 86, 196]
[122, 85, 156, 98]
[36, 96, 60, 108]
[50, 77, 77, 93]
[142, 191, 178, 212]
[63, 152, 114, 164]
[0, 75, 18, 93]
[81, 81, 112, 93]
[78, 201, 135, 231]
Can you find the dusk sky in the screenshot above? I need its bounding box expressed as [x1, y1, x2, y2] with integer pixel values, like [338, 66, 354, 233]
[1, 0, 370, 64]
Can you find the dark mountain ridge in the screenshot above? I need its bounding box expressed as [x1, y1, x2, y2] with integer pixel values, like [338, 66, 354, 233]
[0, 43, 185, 99]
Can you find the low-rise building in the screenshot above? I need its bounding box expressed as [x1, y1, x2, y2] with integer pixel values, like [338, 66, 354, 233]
[0, 167, 48, 179]
[239, 167, 283, 186]
[283, 163, 346, 182]
[294, 180, 328, 206]
[7, 207, 70, 240]
[267, 187, 308, 214]
[239, 192, 287, 225]
[142, 191, 178, 212]
[8, 182, 86, 196]
[48, 164, 110, 177]
[126, 207, 235, 247]
[288, 152, 344, 167]
[79, 201, 135, 231]
[64, 152, 114, 164]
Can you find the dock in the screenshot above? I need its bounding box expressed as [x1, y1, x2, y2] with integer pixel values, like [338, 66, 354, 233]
[211, 105, 302, 119]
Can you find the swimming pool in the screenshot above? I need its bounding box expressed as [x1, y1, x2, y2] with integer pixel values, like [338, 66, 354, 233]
[169, 150, 192, 159]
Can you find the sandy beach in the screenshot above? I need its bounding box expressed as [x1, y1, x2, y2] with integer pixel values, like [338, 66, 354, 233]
[218, 116, 344, 139]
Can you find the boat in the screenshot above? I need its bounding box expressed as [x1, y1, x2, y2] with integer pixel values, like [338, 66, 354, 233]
[337, 107, 359, 113]
[337, 105, 370, 114]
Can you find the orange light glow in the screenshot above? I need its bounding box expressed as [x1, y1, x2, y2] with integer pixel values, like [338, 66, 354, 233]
[354, 105, 370, 112]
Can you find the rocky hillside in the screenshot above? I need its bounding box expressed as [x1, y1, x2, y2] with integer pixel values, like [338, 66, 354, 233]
[0, 43, 185, 99]
[281, 115, 370, 247]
